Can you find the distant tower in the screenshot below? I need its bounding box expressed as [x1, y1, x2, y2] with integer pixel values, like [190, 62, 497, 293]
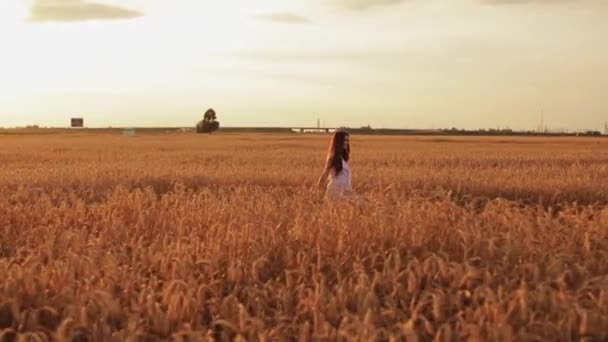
[317, 118, 320, 129]
[540, 110, 544, 133]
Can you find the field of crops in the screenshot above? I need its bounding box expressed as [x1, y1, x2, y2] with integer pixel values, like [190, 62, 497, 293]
[1, 132, 607, 341]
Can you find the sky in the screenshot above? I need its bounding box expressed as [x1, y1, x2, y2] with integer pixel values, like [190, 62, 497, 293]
[0, 0, 606, 130]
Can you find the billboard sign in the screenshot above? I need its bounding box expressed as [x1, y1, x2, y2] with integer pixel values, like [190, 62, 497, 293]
[71, 118, 84, 128]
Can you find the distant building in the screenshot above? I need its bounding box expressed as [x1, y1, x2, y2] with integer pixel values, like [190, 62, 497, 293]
[123, 128, 136, 137]
[292, 128, 336, 133]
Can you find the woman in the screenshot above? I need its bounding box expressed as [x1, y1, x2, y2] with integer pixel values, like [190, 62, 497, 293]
[317, 130, 353, 200]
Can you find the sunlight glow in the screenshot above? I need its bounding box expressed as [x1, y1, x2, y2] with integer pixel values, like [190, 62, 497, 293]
[0, 2, 27, 22]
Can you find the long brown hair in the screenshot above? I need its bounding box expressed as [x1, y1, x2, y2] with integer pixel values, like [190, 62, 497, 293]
[326, 130, 350, 174]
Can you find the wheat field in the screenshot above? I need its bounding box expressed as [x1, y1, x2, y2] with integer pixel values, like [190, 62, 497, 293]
[0, 132, 607, 341]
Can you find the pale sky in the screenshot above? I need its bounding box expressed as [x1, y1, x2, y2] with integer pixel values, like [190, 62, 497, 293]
[0, 0, 606, 130]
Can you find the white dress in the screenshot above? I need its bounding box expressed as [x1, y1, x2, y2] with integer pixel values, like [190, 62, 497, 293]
[326, 159, 352, 200]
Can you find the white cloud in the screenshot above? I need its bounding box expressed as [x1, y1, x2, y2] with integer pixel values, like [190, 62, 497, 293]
[28, 0, 143, 22]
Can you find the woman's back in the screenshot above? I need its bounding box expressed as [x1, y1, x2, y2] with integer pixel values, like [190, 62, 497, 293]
[327, 159, 352, 197]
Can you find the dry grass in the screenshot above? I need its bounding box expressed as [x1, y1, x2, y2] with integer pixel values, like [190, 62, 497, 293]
[0, 133, 607, 341]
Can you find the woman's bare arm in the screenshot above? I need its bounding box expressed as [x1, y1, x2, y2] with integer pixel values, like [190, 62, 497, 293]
[316, 159, 332, 188]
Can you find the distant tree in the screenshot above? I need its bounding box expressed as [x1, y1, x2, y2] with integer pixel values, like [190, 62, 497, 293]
[196, 108, 220, 133]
